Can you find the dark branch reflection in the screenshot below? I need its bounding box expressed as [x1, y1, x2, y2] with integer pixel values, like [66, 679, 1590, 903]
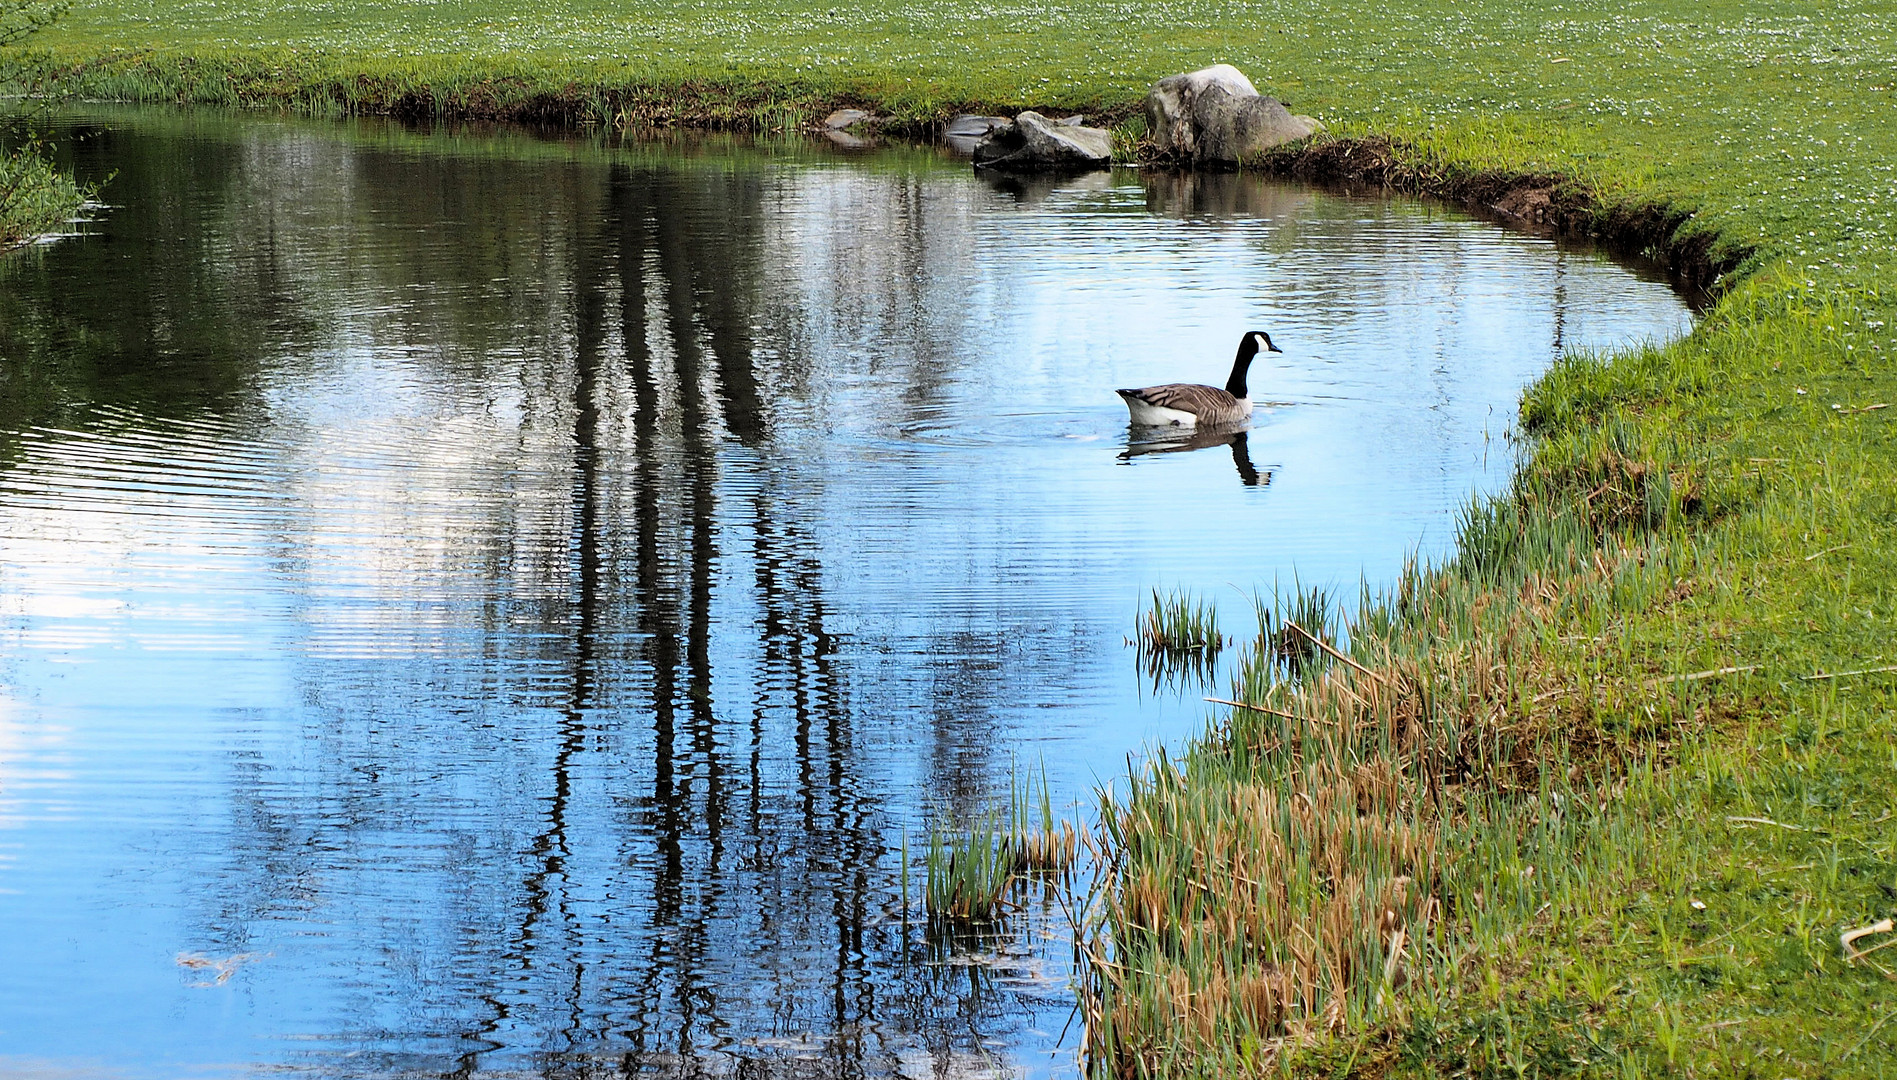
[2, 115, 1052, 1077]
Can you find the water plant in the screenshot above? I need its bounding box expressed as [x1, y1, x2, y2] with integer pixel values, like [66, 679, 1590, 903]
[923, 762, 1080, 924]
[0, 0, 86, 247]
[1132, 588, 1224, 689]
[1245, 581, 1337, 680]
[924, 807, 1016, 923]
[0, 145, 82, 248]
[1009, 758, 1079, 874]
[1136, 588, 1222, 656]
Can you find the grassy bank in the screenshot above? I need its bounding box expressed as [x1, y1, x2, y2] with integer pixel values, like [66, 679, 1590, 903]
[27, 0, 1897, 1073]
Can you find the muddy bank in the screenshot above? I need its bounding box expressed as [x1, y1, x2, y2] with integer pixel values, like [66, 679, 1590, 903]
[1247, 135, 1743, 294]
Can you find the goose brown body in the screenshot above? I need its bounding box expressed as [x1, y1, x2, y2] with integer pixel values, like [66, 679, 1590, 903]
[1116, 383, 1250, 426]
[1117, 331, 1282, 428]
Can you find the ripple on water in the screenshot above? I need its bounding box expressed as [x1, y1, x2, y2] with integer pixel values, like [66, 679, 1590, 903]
[0, 110, 1696, 1077]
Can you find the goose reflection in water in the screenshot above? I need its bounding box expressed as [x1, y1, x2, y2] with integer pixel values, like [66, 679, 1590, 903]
[1118, 425, 1272, 487]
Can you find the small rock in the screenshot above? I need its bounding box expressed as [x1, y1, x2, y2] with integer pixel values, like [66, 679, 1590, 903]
[945, 114, 1010, 138]
[971, 111, 1113, 172]
[821, 108, 875, 131]
[1144, 64, 1319, 166]
[944, 114, 1012, 155]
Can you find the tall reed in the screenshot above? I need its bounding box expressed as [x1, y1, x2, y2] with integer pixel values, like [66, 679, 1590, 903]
[925, 807, 1015, 923]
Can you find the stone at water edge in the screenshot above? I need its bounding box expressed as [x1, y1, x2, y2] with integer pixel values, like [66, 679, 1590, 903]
[946, 114, 1084, 140]
[944, 114, 1012, 155]
[970, 112, 1113, 172]
[1144, 64, 1320, 166]
[821, 108, 876, 130]
[945, 115, 1011, 139]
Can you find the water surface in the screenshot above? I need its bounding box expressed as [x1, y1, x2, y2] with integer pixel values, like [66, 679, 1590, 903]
[0, 110, 1693, 1078]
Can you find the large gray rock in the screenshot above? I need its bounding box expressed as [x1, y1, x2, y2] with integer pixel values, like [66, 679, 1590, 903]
[971, 111, 1113, 172]
[1144, 64, 1319, 166]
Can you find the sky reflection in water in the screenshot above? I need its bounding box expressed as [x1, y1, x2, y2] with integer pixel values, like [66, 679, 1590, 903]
[0, 111, 1693, 1078]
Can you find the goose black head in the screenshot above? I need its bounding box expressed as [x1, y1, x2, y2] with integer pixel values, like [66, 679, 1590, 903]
[1227, 331, 1282, 397]
[1248, 331, 1283, 355]
[1233, 332, 1283, 369]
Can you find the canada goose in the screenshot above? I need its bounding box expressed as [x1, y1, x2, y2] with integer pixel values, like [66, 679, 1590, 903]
[1117, 331, 1282, 427]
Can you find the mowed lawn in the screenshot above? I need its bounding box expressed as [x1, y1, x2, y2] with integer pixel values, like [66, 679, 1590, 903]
[27, 0, 1897, 1073]
[39, 0, 1897, 214]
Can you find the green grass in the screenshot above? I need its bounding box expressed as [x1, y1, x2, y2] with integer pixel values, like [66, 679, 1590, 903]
[1, 0, 87, 245]
[17, 0, 1897, 1072]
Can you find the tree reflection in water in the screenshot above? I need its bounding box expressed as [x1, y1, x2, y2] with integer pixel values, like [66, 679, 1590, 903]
[2, 115, 1063, 1078]
[0, 108, 1696, 1078]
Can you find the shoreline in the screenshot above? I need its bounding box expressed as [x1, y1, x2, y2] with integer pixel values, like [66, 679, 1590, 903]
[36, 64, 1742, 296]
[28, 41, 1760, 296]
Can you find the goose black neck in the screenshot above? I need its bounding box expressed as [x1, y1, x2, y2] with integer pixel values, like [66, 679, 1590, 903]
[1225, 338, 1259, 398]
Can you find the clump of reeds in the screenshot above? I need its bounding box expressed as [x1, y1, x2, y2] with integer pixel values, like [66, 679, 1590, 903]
[1085, 748, 1440, 1070]
[925, 808, 1016, 923]
[1250, 583, 1338, 678]
[1132, 589, 1225, 687]
[922, 762, 1081, 925]
[1010, 759, 1080, 873]
[1084, 625, 1457, 1073]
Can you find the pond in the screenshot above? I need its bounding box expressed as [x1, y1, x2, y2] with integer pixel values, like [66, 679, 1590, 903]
[0, 109, 1693, 1078]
